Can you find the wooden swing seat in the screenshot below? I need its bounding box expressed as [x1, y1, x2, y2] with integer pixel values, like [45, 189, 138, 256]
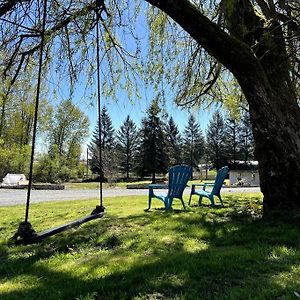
[15, 212, 104, 245]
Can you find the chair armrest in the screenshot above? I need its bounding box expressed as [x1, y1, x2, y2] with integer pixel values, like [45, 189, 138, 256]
[191, 183, 206, 187]
[148, 184, 168, 189]
[191, 182, 215, 192]
[192, 182, 214, 186]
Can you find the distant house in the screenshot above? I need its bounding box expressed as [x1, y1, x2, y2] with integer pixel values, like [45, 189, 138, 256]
[229, 161, 259, 186]
[1, 173, 29, 187]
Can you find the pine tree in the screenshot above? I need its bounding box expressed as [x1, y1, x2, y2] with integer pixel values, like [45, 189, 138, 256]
[100, 105, 115, 150]
[182, 115, 204, 179]
[165, 116, 182, 166]
[117, 115, 138, 179]
[89, 105, 116, 177]
[137, 100, 168, 183]
[206, 111, 227, 170]
[239, 111, 255, 163]
[224, 117, 240, 168]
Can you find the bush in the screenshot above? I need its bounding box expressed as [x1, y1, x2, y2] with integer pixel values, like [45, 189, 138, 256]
[0, 139, 30, 179]
[34, 153, 83, 183]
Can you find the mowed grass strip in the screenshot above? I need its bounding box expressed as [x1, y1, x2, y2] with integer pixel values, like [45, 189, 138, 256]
[0, 193, 300, 300]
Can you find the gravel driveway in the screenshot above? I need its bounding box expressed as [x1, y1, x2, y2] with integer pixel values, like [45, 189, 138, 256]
[0, 187, 261, 207]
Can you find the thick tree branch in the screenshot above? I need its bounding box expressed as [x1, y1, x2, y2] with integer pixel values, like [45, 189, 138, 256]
[145, 0, 259, 80]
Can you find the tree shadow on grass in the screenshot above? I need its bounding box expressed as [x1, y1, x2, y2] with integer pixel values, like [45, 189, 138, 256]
[1, 196, 300, 300]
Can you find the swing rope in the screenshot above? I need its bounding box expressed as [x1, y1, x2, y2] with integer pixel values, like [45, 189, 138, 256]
[25, 0, 48, 223]
[91, 5, 105, 214]
[96, 8, 103, 208]
[11, 0, 48, 241]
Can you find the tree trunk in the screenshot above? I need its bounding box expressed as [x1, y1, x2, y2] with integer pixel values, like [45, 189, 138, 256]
[151, 172, 156, 184]
[190, 167, 193, 180]
[0, 98, 6, 137]
[237, 73, 300, 212]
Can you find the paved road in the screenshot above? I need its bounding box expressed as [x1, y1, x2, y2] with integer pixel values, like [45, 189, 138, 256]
[0, 187, 261, 207]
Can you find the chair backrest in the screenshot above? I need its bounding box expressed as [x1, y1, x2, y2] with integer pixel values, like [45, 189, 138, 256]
[211, 166, 229, 195]
[167, 165, 192, 198]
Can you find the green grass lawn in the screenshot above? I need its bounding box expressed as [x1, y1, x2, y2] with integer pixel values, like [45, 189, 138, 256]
[1, 193, 300, 300]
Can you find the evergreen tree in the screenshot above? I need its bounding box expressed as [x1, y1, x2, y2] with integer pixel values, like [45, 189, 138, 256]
[206, 111, 227, 170]
[165, 116, 182, 166]
[137, 100, 168, 183]
[89, 105, 116, 177]
[182, 115, 204, 179]
[239, 111, 255, 163]
[224, 117, 240, 168]
[99, 105, 115, 150]
[117, 115, 138, 179]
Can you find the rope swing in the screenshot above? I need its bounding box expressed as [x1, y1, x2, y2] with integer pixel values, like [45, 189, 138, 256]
[91, 3, 105, 214]
[11, 0, 106, 245]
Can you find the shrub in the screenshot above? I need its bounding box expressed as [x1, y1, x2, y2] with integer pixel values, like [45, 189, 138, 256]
[0, 139, 30, 179]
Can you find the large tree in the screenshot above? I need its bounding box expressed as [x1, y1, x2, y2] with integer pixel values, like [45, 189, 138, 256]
[89, 106, 117, 178]
[117, 115, 139, 179]
[182, 115, 204, 179]
[206, 111, 228, 170]
[165, 116, 182, 167]
[48, 99, 89, 158]
[224, 117, 240, 168]
[1, 0, 300, 212]
[35, 98, 89, 182]
[239, 110, 255, 163]
[138, 100, 168, 183]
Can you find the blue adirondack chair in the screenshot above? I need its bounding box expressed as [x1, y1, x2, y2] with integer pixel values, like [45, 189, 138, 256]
[148, 165, 192, 210]
[188, 166, 229, 207]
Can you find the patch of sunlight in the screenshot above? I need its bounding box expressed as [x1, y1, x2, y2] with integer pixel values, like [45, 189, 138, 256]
[133, 292, 165, 300]
[188, 225, 209, 238]
[183, 238, 209, 253]
[268, 245, 296, 261]
[75, 251, 160, 279]
[161, 235, 174, 246]
[0, 275, 39, 294]
[134, 292, 183, 300]
[33, 252, 106, 279]
[150, 273, 186, 289]
[88, 255, 155, 279]
[53, 255, 113, 280]
[270, 264, 300, 289]
[215, 225, 240, 239]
